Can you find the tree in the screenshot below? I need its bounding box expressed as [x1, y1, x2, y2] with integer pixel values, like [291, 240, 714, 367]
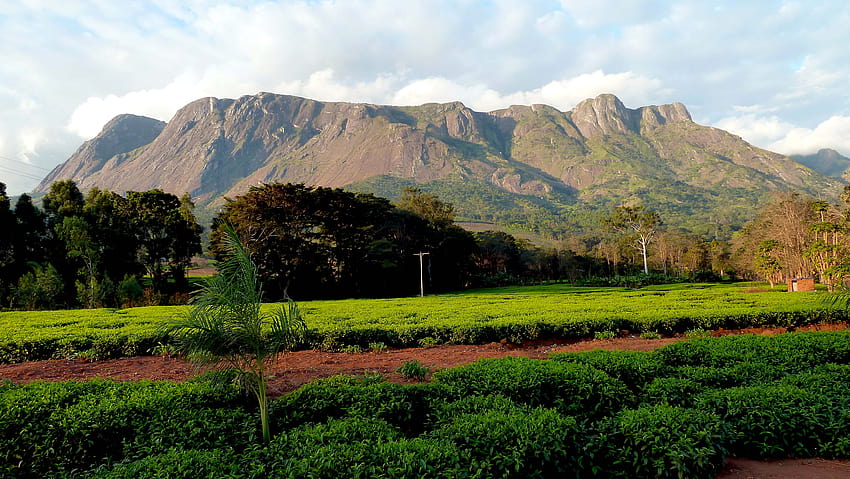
[55, 216, 100, 308]
[603, 206, 662, 275]
[473, 230, 522, 277]
[0, 183, 15, 299]
[212, 183, 400, 299]
[13, 194, 48, 273]
[755, 240, 783, 287]
[164, 225, 307, 443]
[123, 190, 201, 294]
[42, 179, 84, 220]
[83, 188, 141, 285]
[397, 187, 456, 228]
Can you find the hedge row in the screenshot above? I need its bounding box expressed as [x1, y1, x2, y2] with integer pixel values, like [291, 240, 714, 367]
[2, 330, 849, 478]
[2, 283, 847, 363]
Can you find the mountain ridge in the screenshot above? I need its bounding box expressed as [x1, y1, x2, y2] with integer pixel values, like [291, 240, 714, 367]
[36, 93, 844, 238]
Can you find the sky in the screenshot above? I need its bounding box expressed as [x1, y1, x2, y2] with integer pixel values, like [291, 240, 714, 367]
[1, 0, 849, 195]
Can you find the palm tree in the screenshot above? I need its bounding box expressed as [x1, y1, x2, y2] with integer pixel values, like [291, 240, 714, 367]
[165, 225, 306, 442]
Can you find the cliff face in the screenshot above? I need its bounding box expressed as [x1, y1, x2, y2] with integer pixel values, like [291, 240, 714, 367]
[36, 93, 842, 233]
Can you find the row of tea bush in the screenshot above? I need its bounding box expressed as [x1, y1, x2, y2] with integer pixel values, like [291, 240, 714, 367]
[1, 283, 845, 363]
[2, 329, 849, 478]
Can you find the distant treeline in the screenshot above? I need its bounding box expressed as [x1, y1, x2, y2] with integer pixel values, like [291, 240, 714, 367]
[6, 179, 848, 310]
[0, 180, 201, 310]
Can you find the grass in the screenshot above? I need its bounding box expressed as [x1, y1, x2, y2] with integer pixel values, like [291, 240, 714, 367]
[0, 282, 845, 363]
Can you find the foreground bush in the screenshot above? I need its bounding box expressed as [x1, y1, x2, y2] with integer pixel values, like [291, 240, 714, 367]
[0, 377, 252, 478]
[432, 356, 632, 419]
[3, 330, 850, 478]
[589, 405, 728, 479]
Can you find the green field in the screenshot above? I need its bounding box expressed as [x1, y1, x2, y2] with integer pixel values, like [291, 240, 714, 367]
[0, 282, 846, 363]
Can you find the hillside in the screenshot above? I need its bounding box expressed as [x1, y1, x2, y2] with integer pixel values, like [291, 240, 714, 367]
[36, 93, 844, 239]
[790, 148, 850, 181]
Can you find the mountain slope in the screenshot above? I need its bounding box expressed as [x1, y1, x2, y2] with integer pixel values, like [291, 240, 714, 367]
[36, 93, 844, 238]
[790, 148, 850, 180]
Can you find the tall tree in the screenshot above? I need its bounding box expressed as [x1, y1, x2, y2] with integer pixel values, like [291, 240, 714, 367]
[603, 205, 662, 275]
[123, 190, 201, 294]
[55, 216, 100, 308]
[213, 184, 397, 299]
[0, 183, 15, 300]
[42, 179, 84, 221]
[83, 188, 141, 288]
[13, 194, 48, 270]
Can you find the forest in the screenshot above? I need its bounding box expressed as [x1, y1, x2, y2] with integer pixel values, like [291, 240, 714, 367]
[2, 178, 850, 310]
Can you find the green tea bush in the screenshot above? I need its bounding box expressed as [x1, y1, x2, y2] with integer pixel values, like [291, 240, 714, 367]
[696, 384, 836, 458]
[91, 448, 249, 479]
[2, 284, 847, 362]
[675, 363, 786, 389]
[430, 394, 524, 419]
[429, 407, 582, 478]
[588, 405, 728, 479]
[396, 359, 430, 380]
[0, 379, 253, 478]
[432, 356, 632, 419]
[550, 349, 669, 391]
[658, 331, 850, 372]
[271, 377, 454, 434]
[642, 377, 707, 407]
[262, 417, 468, 478]
[779, 364, 850, 402]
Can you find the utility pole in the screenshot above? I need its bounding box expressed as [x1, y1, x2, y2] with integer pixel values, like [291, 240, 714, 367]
[413, 252, 429, 297]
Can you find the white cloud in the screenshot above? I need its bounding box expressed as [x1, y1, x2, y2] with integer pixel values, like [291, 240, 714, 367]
[391, 71, 668, 113]
[714, 114, 796, 147]
[2, 0, 850, 194]
[713, 114, 850, 157]
[769, 116, 850, 156]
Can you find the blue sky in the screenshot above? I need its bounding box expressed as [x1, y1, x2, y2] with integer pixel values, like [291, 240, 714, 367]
[1, 0, 849, 194]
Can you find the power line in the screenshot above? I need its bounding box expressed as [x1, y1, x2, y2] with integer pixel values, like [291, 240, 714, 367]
[0, 155, 52, 172]
[0, 164, 44, 181]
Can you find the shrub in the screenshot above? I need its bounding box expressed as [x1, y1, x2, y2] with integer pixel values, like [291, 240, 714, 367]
[396, 360, 430, 380]
[676, 363, 786, 389]
[263, 417, 468, 478]
[550, 350, 668, 391]
[271, 377, 454, 434]
[0, 379, 253, 478]
[696, 384, 835, 458]
[430, 407, 582, 478]
[588, 405, 728, 479]
[432, 356, 632, 419]
[91, 448, 249, 479]
[642, 377, 707, 407]
[594, 330, 616, 340]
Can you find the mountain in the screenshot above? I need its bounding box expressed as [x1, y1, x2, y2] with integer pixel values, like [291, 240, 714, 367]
[36, 93, 843, 239]
[790, 148, 850, 181]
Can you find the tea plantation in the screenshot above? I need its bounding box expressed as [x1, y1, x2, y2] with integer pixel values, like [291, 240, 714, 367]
[0, 283, 845, 363]
[2, 330, 849, 478]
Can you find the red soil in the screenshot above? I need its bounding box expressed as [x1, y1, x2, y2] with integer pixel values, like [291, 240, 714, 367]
[1, 322, 848, 478]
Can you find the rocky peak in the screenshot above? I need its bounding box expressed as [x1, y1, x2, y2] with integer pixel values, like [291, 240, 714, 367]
[35, 114, 165, 192]
[569, 94, 693, 139]
[89, 114, 166, 159]
[638, 102, 692, 132]
[570, 94, 640, 138]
